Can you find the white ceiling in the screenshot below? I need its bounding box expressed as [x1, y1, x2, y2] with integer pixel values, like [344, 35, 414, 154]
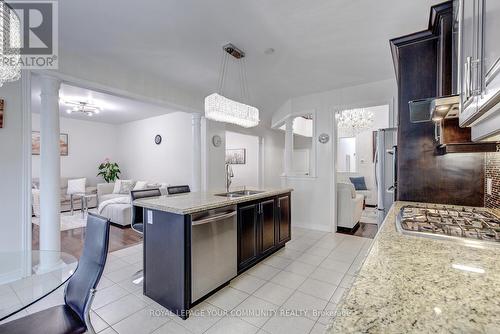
[31, 78, 175, 124]
[57, 0, 444, 116]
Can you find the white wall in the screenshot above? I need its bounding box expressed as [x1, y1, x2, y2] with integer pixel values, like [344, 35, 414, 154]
[337, 137, 356, 172]
[273, 79, 397, 232]
[226, 131, 259, 188]
[225, 123, 284, 189]
[118, 112, 193, 186]
[0, 80, 25, 252]
[202, 118, 226, 191]
[32, 114, 120, 186]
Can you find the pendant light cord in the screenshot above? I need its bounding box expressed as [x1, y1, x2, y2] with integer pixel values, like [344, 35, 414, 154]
[217, 51, 229, 95]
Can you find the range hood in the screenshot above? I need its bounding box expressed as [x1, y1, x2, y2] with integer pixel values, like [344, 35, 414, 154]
[409, 94, 460, 123]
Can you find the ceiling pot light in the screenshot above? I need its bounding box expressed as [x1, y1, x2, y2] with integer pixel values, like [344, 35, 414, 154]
[204, 43, 259, 128]
[0, 2, 21, 87]
[264, 48, 275, 55]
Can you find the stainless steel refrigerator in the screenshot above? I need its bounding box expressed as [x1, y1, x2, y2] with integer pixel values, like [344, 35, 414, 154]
[375, 128, 397, 215]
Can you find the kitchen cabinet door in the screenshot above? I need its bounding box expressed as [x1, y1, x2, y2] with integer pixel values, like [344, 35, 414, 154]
[277, 195, 291, 245]
[476, 0, 500, 117]
[238, 203, 259, 269]
[459, 0, 481, 125]
[260, 199, 276, 254]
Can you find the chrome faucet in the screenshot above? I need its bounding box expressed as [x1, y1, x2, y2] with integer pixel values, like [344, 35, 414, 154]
[225, 163, 234, 192]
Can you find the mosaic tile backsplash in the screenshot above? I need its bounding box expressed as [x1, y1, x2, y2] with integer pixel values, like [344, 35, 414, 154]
[485, 152, 500, 209]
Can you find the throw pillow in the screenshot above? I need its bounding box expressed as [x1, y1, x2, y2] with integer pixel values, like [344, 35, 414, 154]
[67, 178, 86, 195]
[119, 180, 135, 194]
[349, 176, 368, 191]
[133, 181, 148, 191]
[113, 179, 134, 194]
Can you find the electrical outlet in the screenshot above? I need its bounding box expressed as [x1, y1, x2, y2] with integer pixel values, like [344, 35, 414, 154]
[486, 178, 493, 196]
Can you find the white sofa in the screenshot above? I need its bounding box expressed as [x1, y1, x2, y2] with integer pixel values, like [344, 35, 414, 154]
[337, 182, 364, 230]
[97, 181, 167, 227]
[97, 183, 131, 227]
[337, 172, 376, 206]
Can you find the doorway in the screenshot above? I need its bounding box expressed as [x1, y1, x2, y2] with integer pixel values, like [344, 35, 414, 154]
[334, 104, 390, 237]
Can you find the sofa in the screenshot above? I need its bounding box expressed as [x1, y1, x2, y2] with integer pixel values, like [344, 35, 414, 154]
[97, 182, 132, 227]
[337, 172, 377, 206]
[97, 181, 168, 227]
[32, 177, 97, 217]
[337, 182, 364, 230]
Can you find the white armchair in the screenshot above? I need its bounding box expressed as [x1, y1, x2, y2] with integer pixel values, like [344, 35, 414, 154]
[337, 182, 364, 230]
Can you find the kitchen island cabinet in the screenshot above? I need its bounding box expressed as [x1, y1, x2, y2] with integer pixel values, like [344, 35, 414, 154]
[133, 189, 292, 319]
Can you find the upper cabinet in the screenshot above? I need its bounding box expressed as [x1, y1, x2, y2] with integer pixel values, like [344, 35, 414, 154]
[458, 0, 500, 141]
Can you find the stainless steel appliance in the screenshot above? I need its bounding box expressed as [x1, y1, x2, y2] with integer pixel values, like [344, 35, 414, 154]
[375, 128, 397, 215]
[396, 205, 500, 247]
[190, 205, 237, 303]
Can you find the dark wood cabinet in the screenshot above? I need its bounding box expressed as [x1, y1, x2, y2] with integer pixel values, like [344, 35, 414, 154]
[237, 193, 291, 272]
[238, 202, 259, 269]
[260, 198, 276, 254]
[276, 195, 291, 245]
[390, 1, 485, 207]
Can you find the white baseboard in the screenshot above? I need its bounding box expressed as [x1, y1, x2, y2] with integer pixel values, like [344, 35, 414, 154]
[0, 268, 24, 285]
[292, 221, 331, 232]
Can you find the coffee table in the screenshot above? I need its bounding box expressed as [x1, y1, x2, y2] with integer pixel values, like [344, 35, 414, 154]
[70, 193, 97, 218]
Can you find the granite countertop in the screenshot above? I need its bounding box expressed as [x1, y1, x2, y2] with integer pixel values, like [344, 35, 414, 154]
[329, 201, 500, 333]
[133, 188, 293, 214]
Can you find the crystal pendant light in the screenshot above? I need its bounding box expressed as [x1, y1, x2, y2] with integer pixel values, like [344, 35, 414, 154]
[0, 1, 21, 87]
[204, 44, 259, 128]
[336, 108, 374, 137]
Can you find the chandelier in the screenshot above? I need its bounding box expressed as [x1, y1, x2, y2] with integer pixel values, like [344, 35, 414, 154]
[63, 100, 102, 117]
[204, 43, 259, 128]
[0, 1, 21, 87]
[336, 108, 374, 137]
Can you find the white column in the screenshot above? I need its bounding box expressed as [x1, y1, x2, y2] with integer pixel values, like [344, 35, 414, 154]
[191, 113, 202, 192]
[284, 117, 294, 175]
[39, 75, 61, 261]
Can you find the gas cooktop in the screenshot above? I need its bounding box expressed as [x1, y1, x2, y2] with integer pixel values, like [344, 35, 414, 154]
[396, 205, 500, 247]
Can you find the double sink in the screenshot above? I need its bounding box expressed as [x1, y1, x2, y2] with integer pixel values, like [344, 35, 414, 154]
[214, 190, 264, 198]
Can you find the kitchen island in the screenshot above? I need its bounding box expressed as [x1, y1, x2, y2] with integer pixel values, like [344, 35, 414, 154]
[133, 188, 292, 319]
[329, 201, 500, 333]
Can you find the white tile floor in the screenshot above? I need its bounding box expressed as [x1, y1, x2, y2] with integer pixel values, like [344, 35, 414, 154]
[1, 227, 373, 334]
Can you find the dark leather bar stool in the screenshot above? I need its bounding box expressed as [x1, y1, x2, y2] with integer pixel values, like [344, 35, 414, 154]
[167, 185, 191, 195]
[129, 188, 161, 284]
[0, 213, 110, 334]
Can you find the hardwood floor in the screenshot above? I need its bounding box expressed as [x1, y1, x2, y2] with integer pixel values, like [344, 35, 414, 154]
[32, 223, 142, 259]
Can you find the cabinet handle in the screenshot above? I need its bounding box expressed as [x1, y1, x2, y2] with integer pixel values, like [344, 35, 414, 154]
[465, 56, 472, 99]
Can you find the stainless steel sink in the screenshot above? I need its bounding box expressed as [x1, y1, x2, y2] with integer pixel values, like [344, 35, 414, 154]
[214, 190, 265, 198]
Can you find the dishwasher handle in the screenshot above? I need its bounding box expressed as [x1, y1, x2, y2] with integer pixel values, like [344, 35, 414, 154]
[192, 211, 237, 226]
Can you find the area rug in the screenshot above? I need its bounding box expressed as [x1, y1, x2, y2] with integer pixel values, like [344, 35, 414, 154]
[32, 209, 98, 231]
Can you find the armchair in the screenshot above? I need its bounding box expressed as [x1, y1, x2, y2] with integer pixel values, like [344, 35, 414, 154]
[337, 182, 364, 230]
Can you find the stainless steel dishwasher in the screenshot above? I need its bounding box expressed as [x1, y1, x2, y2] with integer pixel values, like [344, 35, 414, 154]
[190, 205, 237, 303]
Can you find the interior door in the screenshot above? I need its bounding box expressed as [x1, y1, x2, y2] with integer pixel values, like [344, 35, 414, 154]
[260, 199, 276, 254]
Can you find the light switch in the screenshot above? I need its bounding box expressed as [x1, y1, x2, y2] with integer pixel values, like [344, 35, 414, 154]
[147, 210, 153, 224]
[486, 178, 493, 195]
